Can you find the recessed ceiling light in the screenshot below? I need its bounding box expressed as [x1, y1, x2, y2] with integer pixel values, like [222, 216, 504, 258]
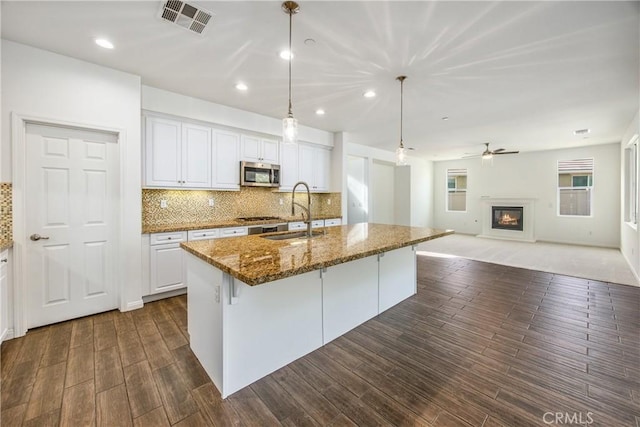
[363, 90, 376, 98]
[304, 38, 316, 46]
[315, 109, 325, 115]
[442, 116, 449, 121]
[235, 82, 248, 91]
[279, 50, 293, 60]
[95, 38, 114, 49]
[574, 128, 590, 135]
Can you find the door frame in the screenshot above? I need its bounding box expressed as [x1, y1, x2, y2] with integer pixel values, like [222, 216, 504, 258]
[11, 112, 125, 337]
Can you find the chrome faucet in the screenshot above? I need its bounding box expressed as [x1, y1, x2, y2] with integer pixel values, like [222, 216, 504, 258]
[291, 181, 313, 238]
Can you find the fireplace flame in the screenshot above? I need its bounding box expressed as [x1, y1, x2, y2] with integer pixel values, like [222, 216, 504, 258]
[498, 213, 518, 225]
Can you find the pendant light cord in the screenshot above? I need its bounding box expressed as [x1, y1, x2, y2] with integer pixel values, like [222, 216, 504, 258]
[288, 9, 293, 117]
[397, 76, 406, 149]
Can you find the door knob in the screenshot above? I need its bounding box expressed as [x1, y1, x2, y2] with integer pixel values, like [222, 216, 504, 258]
[30, 234, 50, 241]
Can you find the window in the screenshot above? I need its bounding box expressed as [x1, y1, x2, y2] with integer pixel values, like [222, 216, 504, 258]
[447, 168, 467, 212]
[558, 158, 593, 216]
[625, 135, 638, 225]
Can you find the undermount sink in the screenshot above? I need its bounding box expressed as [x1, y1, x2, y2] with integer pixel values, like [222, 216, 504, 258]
[261, 230, 324, 241]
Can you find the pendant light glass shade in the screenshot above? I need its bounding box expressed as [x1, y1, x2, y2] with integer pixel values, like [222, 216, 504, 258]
[396, 76, 408, 166]
[283, 116, 298, 144]
[282, 1, 299, 145]
[396, 144, 407, 166]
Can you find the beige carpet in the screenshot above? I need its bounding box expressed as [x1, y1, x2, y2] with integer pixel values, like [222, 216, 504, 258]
[418, 234, 639, 287]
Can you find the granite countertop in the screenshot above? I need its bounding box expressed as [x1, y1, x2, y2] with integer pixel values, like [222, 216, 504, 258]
[143, 215, 342, 234]
[181, 223, 453, 286]
[0, 240, 13, 251]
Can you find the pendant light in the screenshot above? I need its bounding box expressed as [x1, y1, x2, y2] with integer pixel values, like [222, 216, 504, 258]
[282, 1, 300, 145]
[396, 75, 408, 166]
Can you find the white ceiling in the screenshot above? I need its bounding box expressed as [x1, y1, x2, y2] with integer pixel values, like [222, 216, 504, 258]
[2, 1, 639, 160]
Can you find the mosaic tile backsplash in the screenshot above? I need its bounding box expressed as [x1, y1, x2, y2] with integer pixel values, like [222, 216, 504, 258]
[0, 183, 12, 242]
[142, 188, 342, 228]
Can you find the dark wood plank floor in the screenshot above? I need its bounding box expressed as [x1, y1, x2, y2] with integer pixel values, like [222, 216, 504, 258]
[2, 255, 639, 426]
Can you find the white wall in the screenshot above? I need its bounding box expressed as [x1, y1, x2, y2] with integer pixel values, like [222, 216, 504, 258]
[142, 86, 334, 148]
[620, 111, 640, 281]
[347, 156, 368, 223]
[2, 40, 143, 328]
[343, 139, 434, 227]
[433, 143, 621, 247]
[371, 160, 395, 224]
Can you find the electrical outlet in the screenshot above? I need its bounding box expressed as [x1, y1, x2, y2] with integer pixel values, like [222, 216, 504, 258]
[208, 198, 215, 207]
[215, 285, 220, 303]
[279, 198, 283, 206]
[327, 199, 331, 205]
[160, 200, 168, 209]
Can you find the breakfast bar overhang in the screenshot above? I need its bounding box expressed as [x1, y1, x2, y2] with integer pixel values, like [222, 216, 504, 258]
[181, 223, 453, 398]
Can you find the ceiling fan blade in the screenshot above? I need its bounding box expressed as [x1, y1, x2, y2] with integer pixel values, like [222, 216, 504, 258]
[492, 148, 506, 153]
[462, 154, 481, 158]
[493, 151, 519, 155]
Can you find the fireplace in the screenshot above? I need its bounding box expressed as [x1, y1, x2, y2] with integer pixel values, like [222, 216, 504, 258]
[492, 206, 524, 231]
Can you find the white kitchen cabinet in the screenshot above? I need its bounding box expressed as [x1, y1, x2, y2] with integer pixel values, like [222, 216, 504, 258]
[298, 143, 331, 192]
[218, 227, 248, 238]
[279, 142, 299, 191]
[322, 255, 378, 343]
[144, 116, 211, 188]
[0, 249, 9, 342]
[149, 231, 187, 295]
[324, 218, 342, 227]
[288, 221, 305, 231]
[213, 129, 240, 190]
[241, 135, 279, 164]
[188, 229, 220, 241]
[378, 246, 416, 312]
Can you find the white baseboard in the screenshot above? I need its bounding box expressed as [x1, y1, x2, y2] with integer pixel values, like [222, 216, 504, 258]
[621, 249, 640, 285]
[1, 328, 15, 343]
[123, 299, 144, 312]
[142, 288, 187, 304]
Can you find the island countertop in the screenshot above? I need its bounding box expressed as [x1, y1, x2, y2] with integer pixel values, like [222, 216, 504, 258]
[181, 223, 453, 286]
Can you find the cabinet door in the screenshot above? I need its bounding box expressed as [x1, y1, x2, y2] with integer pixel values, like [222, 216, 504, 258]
[145, 117, 182, 187]
[379, 247, 416, 312]
[261, 139, 280, 164]
[298, 144, 315, 186]
[149, 243, 186, 294]
[240, 135, 261, 162]
[182, 123, 212, 188]
[213, 130, 240, 189]
[280, 143, 298, 190]
[315, 147, 331, 191]
[0, 250, 8, 341]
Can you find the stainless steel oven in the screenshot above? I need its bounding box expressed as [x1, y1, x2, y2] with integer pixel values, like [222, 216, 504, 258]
[240, 161, 280, 188]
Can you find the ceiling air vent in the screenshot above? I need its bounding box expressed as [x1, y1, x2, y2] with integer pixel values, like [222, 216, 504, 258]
[158, 1, 213, 35]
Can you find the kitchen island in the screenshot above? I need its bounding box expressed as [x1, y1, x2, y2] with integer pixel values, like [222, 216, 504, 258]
[181, 223, 452, 398]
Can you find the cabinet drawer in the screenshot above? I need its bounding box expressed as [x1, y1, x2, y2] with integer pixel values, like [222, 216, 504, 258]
[311, 220, 325, 228]
[288, 222, 306, 231]
[219, 227, 248, 238]
[188, 229, 220, 241]
[150, 231, 187, 245]
[324, 218, 342, 227]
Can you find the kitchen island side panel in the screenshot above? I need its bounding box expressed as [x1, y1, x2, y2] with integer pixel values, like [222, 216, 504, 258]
[186, 253, 224, 392]
[222, 270, 323, 398]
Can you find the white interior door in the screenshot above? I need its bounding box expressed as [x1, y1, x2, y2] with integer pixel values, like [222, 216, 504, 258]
[25, 123, 119, 328]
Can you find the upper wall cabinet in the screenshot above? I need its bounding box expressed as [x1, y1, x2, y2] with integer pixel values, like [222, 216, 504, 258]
[298, 143, 331, 192]
[213, 129, 240, 190]
[241, 135, 279, 164]
[144, 116, 211, 188]
[279, 142, 299, 191]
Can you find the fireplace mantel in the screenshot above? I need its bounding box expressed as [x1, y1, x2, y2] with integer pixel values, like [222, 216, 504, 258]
[478, 197, 536, 242]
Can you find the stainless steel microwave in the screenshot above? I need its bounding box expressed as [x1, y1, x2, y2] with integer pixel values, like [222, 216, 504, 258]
[240, 161, 280, 187]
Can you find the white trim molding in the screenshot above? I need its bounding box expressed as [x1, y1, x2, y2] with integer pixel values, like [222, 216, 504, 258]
[11, 112, 127, 336]
[478, 197, 537, 243]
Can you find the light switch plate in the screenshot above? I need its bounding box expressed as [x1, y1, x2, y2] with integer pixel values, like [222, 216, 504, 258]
[160, 200, 168, 209]
[209, 198, 215, 207]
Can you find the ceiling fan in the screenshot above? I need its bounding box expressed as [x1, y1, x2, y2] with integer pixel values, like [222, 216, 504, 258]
[463, 142, 519, 159]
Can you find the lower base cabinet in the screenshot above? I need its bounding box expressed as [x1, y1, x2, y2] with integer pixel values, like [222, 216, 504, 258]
[186, 245, 417, 398]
